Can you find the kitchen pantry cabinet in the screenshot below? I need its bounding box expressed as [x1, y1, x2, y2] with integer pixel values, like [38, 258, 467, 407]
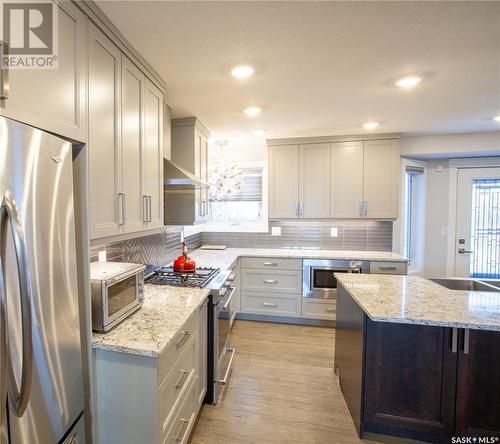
[0, 1, 86, 142]
[171, 118, 210, 223]
[269, 138, 400, 220]
[88, 22, 164, 240]
[94, 302, 208, 444]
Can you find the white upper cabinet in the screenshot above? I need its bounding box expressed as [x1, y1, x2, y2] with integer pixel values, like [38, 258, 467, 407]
[363, 139, 400, 219]
[143, 79, 164, 229]
[299, 143, 331, 218]
[0, 1, 86, 142]
[88, 22, 122, 240]
[331, 141, 364, 218]
[121, 56, 145, 234]
[88, 23, 164, 241]
[269, 145, 300, 218]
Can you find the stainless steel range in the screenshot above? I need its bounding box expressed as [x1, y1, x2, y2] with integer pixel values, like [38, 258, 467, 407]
[147, 266, 236, 405]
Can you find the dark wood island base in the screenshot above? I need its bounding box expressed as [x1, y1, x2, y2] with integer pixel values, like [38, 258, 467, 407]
[335, 284, 500, 444]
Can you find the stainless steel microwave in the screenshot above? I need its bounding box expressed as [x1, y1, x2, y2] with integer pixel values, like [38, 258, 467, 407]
[90, 262, 146, 332]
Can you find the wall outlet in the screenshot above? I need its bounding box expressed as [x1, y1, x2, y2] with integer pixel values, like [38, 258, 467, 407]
[98, 250, 107, 262]
[330, 227, 338, 237]
[271, 226, 281, 236]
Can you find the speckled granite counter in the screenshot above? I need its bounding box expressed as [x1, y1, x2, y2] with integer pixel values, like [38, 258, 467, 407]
[92, 284, 210, 357]
[337, 274, 500, 331]
[189, 248, 408, 270]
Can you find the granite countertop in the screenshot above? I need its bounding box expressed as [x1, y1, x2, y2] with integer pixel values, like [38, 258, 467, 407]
[189, 248, 408, 270]
[336, 274, 500, 332]
[92, 284, 210, 357]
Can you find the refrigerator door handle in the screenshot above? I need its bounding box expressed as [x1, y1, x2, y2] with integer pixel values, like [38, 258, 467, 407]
[1, 191, 33, 417]
[0, 240, 6, 428]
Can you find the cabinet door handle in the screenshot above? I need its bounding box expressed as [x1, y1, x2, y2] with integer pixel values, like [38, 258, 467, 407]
[463, 328, 470, 354]
[379, 266, 397, 271]
[175, 370, 189, 389]
[299, 202, 304, 217]
[142, 195, 148, 222]
[451, 327, 458, 353]
[263, 302, 277, 307]
[359, 201, 363, 217]
[118, 193, 125, 225]
[263, 262, 278, 266]
[175, 418, 190, 443]
[263, 279, 278, 284]
[363, 201, 368, 217]
[175, 330, 190, 348]
[148, 195, 152, 222]
[0, 41, 9, 100]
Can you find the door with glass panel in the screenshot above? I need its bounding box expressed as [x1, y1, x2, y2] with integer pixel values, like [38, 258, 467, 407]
[455, 168, 500, 278]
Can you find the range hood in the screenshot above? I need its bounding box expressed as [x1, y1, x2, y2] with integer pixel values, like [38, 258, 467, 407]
[163, 158, 208, 189]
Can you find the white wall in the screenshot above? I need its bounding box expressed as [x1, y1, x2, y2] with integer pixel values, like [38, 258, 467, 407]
[208, 138, 267, 162]
[401, 131, 500, 159]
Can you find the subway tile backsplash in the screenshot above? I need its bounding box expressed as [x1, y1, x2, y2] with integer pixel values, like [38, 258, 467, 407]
[201, 220, 393, 251]
[89, 220, 392, 268]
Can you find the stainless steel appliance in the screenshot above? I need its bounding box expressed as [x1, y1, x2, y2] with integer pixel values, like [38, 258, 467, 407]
[90, 262, 146, 333]
[0, 117, 85, 443]
[147, 266, 236, 404]
[303, 259, 369, 299]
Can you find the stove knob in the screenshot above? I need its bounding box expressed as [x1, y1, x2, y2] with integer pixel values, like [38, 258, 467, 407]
[228, 273, 236, 282]
[219, 287, 227, 297]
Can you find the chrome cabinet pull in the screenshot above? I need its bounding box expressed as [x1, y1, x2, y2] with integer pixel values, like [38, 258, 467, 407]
[359, 201, 363, 217]
[175, 418, 190, 443]
[1, 191, 33, 417]
[362, 201, 368, 217]
[451, 327, 458, 353]
[464, 328, 470, 354]
[176, 330, 190, 348]
[263, 302, 277, 307]
[263, 262, 278, 266]
[263, 279, 278, 284]
[0, 228, 6, 428]
[300, 202, 304, 216]
[175, 370, 189, 389]
[142, 195, 148, 223]
[0, 41, 9, 100]
[458, 248, 474, 254]
[118, 193, 125, 225]
[222, 287, 236, 310]
[379, 266, 397, 271]
[217, 347, 235, 385]
[148, 196, 152, 222]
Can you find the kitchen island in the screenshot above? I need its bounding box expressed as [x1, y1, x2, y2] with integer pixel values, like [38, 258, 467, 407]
[335, 274, 500, 444]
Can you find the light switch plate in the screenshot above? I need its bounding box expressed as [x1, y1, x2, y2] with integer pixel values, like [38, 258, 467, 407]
[330, 227, 338, 237]
[98, 250, 107, 262]
[271, 226, 281, 236]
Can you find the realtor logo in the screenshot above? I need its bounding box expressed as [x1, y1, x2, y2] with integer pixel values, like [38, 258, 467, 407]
[1, 0, 58, 68]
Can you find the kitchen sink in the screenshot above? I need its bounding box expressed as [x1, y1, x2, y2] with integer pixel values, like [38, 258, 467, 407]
[429, 277, 500, 292]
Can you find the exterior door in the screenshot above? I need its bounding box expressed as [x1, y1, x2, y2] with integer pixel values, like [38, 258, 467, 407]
[88, 22, 123, 240]
[299, 143, 330, 218]
[121, 56, 145, 234]
[268, 145, 299, 218]
[455, 168, 500, 277]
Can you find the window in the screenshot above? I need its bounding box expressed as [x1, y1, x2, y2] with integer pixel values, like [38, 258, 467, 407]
[403, 166, 425, 272]
[470, 178, 500, 278]
[209, 164, 264, 226]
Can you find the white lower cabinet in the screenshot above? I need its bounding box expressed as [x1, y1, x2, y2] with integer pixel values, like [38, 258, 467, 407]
[302, 298, 336, 321]
[94, 302, 207, 444]
[241, 291, 301, 317]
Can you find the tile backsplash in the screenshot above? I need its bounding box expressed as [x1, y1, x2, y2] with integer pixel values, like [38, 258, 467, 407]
[201, 220, 393, 251]
[90, 220, 392, 267]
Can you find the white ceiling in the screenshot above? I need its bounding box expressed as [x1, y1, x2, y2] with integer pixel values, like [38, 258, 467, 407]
[96, 1, 500, 140]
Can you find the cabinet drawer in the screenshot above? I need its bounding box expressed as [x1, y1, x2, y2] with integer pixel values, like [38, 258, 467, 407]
[302, 298, 336, 321]
[370, 261, 407, 275]
[241, 269, 301, 294]
[241, 257, 302, 271]
[159, 330, 198, 439]
[159, 310, 199, 382]
[163, 377, 198, 444]
[241, 292, 300, 317]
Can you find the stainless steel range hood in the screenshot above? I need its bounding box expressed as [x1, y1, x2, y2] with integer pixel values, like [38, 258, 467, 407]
[163, 158, 209, 189]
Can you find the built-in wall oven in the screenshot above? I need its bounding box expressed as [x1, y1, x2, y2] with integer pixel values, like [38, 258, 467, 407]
[302, 259, 369, 299]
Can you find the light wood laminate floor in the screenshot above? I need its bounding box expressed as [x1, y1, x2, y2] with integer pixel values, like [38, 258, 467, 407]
[189, 320, 419, 444]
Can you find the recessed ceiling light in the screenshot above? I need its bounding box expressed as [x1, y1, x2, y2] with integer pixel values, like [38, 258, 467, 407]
[231, 65, 254, 79]
[244, 107, 261, 117]
[363, 121, 379, 130]
[494, 115, 500, 122]
[252, 129, 266, 136]
[395, 76, 422, 89]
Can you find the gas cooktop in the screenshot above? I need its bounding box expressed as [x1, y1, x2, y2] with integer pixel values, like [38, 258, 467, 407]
[147, 266, 220, 288]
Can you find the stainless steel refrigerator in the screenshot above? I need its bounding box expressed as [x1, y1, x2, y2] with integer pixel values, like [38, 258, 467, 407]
[0, 117, 85, 443]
